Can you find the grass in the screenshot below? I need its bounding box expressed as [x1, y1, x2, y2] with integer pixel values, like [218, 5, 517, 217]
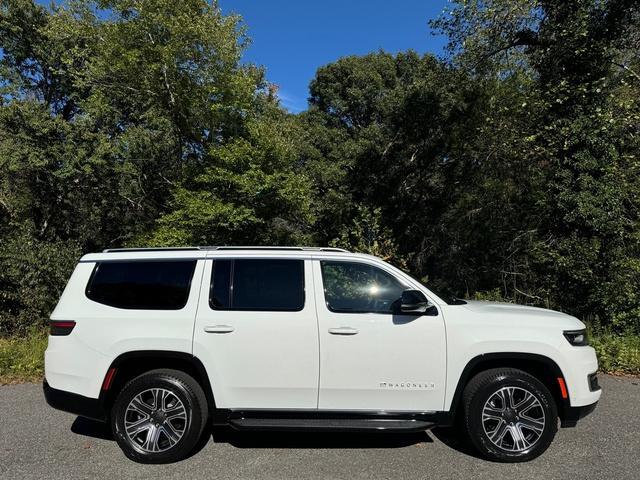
[0, 327, 638, 384]
[0, 328, 48, 384]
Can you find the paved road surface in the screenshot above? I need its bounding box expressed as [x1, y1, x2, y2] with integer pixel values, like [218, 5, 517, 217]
[1, 374, 637, 480]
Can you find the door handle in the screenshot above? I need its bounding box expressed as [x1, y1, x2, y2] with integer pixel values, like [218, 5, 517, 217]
[328, 327, 359, 336]
[204, 325, 235, 334]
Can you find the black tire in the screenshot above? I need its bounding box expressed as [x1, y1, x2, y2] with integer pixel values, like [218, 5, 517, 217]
[461, 368, 558, 462]
[111, 369, 208, 463]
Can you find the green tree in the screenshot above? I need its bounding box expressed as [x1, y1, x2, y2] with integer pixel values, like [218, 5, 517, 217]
[303, 51, 531, 298]
[144, 107, 315, 246]
[0, 0, 311, 333]
[433, 0, 640, 329]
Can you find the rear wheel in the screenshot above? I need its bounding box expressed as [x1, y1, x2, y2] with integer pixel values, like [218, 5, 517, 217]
[111, 369, 208, 463]
[462, 368, 558, 462]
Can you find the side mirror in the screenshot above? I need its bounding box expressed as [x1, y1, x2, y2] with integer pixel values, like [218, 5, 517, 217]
[400, 289, 430, 314]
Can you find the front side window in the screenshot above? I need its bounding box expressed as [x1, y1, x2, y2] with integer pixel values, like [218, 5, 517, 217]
[86, 260, 196, 309]
[320, 261, 407, 314]
[210, 259, 304, 311]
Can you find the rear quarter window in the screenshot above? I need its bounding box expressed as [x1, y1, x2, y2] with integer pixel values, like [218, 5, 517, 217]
[86, 260, 197, 310]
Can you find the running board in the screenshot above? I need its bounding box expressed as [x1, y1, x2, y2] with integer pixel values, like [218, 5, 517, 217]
[228, 417, 434, 432]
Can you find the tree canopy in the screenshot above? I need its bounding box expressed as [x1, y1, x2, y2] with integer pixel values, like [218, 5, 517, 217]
[0, 0, 638, 334]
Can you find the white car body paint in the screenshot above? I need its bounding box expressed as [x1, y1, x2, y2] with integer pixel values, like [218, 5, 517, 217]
[45, 248, 601, 413]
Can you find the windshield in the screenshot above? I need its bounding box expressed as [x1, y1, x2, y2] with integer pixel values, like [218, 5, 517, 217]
[421, 283, 467, 305]
[398, 267, 467, 305]
[384, 265, 467, 305]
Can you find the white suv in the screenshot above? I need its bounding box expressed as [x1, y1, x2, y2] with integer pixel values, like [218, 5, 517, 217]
[44, 246, 601, 463]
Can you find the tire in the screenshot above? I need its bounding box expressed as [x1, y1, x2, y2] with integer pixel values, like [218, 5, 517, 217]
[111, 369, 208, 463]
[461, 368, 558, 462]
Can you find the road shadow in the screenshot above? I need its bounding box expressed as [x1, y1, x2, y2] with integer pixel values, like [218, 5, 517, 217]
[70, 417, 481, 459]
[71, 416, 113, 441]
[211, 427, 432, 449]
[430, 426, 483, 459]
[70, 416, 212, 459]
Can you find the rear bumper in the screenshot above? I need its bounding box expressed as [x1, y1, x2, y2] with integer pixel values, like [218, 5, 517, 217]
[43, 380, 106, 422]
[561, 400, 598, 428]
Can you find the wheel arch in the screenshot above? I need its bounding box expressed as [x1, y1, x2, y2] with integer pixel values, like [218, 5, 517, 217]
[99, 351, 216, 417]
[448, 352, 570, 424]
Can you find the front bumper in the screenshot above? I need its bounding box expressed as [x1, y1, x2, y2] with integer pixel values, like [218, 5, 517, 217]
[43, 380, 106, 422]
[559, 369, 601, 427]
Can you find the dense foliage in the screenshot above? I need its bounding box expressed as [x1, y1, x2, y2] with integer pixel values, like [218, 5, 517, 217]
[0, 0, 638, 335]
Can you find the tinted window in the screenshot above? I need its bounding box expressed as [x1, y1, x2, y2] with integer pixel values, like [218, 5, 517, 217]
[210, 259, 304, 311]
[86, 260, 196, 309]
[321, 261, 406, 314]
[210, 259, 232, 309]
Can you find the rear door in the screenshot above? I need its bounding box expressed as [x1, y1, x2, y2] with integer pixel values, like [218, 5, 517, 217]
[193, 256, 319, 409]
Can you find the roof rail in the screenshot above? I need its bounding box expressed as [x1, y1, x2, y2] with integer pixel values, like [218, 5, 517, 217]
[102, 246, 349, 253]
[208, 246, 349, 252]
[102, 247, 200, 253]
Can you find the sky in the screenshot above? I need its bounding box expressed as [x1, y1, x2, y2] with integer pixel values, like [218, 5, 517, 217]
[220, 0, 450, 112]
[31, 0, 451, 113]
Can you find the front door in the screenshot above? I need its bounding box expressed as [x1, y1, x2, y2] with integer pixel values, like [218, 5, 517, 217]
[193, 257, 319, 409]
[313, 258, 446, 412]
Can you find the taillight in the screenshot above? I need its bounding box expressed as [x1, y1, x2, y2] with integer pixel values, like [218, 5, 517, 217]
[49, 320, 76, 336]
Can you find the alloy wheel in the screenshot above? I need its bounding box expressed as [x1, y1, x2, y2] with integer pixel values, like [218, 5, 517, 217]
[481, 386, 546, 452]
[124, 388, 188, 453]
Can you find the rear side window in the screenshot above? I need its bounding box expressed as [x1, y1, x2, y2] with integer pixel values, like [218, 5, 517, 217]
[210, 259, 304, 311]
[86, 260, 196, 310]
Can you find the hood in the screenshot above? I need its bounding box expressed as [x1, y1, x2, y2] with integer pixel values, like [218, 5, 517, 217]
[461, 300, 585, 329]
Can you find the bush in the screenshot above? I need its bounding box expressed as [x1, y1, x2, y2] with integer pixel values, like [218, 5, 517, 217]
[590, 330, 640, 375]
[0, 328, 47, 384]
[472, 288, 508, 302]
[0, 231, 80, 336]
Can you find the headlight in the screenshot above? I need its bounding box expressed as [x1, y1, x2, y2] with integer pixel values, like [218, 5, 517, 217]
[563, 329, 589, 346]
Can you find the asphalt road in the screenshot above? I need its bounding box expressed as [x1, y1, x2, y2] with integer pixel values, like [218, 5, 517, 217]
[0, 374, 638, 480]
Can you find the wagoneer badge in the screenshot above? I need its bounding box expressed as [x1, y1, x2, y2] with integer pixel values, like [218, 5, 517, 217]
[379, 382, 435, 390]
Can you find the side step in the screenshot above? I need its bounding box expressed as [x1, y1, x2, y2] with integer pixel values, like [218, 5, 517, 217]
[228, 417, 434, 433]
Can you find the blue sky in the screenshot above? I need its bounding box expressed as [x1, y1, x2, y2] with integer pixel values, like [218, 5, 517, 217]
[32, 1, 450, 113]
[220, 0, 449, 112]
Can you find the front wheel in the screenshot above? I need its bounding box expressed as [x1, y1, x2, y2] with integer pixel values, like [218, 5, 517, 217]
[462, 368, 558, 462]
[111, 369, 208, 463]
